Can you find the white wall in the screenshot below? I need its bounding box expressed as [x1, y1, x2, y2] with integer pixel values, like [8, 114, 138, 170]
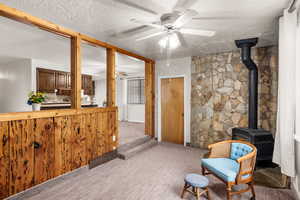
[116, 78, 145, 123]
[127, 104, 145, 123]
[0, 59, 32, 113]
[116, 78, 127, 121]
[94, 79, 106, 107]
[155, 57, 191, 144]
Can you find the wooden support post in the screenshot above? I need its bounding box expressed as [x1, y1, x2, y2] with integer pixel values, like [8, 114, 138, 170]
[106, 48, 116, 107]
[145, 61, 155, 137]
[71, 36, 82, 109]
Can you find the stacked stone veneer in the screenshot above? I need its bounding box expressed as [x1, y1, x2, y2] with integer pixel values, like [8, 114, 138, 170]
[191, 46, 278, 148]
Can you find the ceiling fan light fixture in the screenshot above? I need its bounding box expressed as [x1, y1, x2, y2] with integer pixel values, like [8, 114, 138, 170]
[158, 33, 180, 49]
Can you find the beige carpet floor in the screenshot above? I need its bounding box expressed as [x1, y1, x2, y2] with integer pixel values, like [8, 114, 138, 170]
[119, 121, 145, 145]
[22, 143, 295, 200]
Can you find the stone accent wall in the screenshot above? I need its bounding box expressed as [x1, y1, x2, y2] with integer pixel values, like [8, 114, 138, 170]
[191, 46, 278, 148]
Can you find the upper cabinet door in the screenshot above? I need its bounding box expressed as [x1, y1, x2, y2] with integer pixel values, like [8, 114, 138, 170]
[37, 68, 56, 93]
[55, 72, 68, 89]
[84, 75, 93, 95]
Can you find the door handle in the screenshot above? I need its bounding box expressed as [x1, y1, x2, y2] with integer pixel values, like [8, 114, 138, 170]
[33, 141, 41, 149]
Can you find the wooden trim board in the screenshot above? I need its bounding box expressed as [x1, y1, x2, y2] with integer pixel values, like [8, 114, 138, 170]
[0, 107, 117, 122]
[106, 48, 116, 107]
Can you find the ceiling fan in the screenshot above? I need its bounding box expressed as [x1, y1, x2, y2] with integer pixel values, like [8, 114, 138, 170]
[112, 0, 216, 49]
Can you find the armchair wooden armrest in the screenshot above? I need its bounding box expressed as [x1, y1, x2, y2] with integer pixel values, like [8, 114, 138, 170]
[236, 150, 257, 183]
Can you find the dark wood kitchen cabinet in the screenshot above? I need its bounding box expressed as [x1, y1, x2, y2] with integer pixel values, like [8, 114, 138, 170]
[37, 68, 56, 93]
[56, 71, 68, 89]
[82, 75, 93, 95]
[37, 68, 93, 95]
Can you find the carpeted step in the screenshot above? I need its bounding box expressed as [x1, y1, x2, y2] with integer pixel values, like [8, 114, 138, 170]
[118, 139, 158, 160]
[118, 136, 152, 152]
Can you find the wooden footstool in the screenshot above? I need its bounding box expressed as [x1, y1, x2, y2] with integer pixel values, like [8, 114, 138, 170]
[181, 173, 210, 200]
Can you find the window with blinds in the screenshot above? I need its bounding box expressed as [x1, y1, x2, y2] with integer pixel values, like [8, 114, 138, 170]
[127, 79, 145, 104]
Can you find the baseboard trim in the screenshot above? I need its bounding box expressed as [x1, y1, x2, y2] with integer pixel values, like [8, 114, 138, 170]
[126, 120, 145, 123]
[88, 150, 118, 169]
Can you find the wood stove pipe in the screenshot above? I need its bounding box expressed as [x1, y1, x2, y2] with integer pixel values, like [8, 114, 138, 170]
[235, 38, 258, 129]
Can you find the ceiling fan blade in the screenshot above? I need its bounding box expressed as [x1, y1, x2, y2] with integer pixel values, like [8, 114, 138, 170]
[136, 31, 165, 41]
[112, 0, 159, 15]
[173, 0, 198, 11]
[130, 19, 163, 29]
[112, 25, 154, 38]
[193, 16, 238, 20]
[173, 9, 198, 28]
[180, 28, 215, 37]
[175, 32, 188, 47]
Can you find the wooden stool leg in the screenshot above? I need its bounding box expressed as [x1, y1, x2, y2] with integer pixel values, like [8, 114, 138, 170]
[206, 188, 211, 200]
[196, 187, 201, 200]
[226, 183, 232, 200]
[181, 182, 188, 198]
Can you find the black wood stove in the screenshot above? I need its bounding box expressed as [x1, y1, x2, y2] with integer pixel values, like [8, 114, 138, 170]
[232, 38, 274, 164]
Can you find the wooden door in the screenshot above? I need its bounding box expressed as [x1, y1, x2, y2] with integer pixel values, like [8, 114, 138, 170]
[37, 68, 56, 93]
[161, 77, 184, 144]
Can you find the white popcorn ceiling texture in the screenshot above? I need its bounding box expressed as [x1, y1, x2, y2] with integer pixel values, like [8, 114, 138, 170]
[0, 0, 290, 60]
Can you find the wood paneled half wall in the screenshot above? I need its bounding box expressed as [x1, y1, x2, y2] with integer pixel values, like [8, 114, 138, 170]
[0, 107, 118, 199]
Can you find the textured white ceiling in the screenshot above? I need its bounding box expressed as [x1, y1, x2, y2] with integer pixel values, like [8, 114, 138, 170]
[0, 0, 290, 60]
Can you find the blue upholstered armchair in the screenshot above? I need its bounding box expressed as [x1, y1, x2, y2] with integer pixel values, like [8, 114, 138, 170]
[201, 140, 257, 200]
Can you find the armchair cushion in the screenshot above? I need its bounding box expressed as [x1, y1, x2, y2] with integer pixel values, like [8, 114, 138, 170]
[230, 143, 253, 160]
[201, 158, 250, 182]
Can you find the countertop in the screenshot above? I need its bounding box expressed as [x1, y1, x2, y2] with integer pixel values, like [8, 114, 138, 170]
[41, 103, 98, 110]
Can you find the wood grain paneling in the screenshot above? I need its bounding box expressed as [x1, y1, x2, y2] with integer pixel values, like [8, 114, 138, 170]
[34, 118, 55, 185]
[86, 113, 97, 162]
[72, 115, 87, 168]
[0, 108, 118, 199]
[54, 116, 73, 176]
[145, 61, 155, 137]
[9, 120, 34, 195]
[96, 112, 104, 157]
[0, 122, 9, 199]
[102, 112, 109, 154]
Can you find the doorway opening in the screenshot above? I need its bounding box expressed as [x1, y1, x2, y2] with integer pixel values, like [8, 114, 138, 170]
[116, 53, 146, 146]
